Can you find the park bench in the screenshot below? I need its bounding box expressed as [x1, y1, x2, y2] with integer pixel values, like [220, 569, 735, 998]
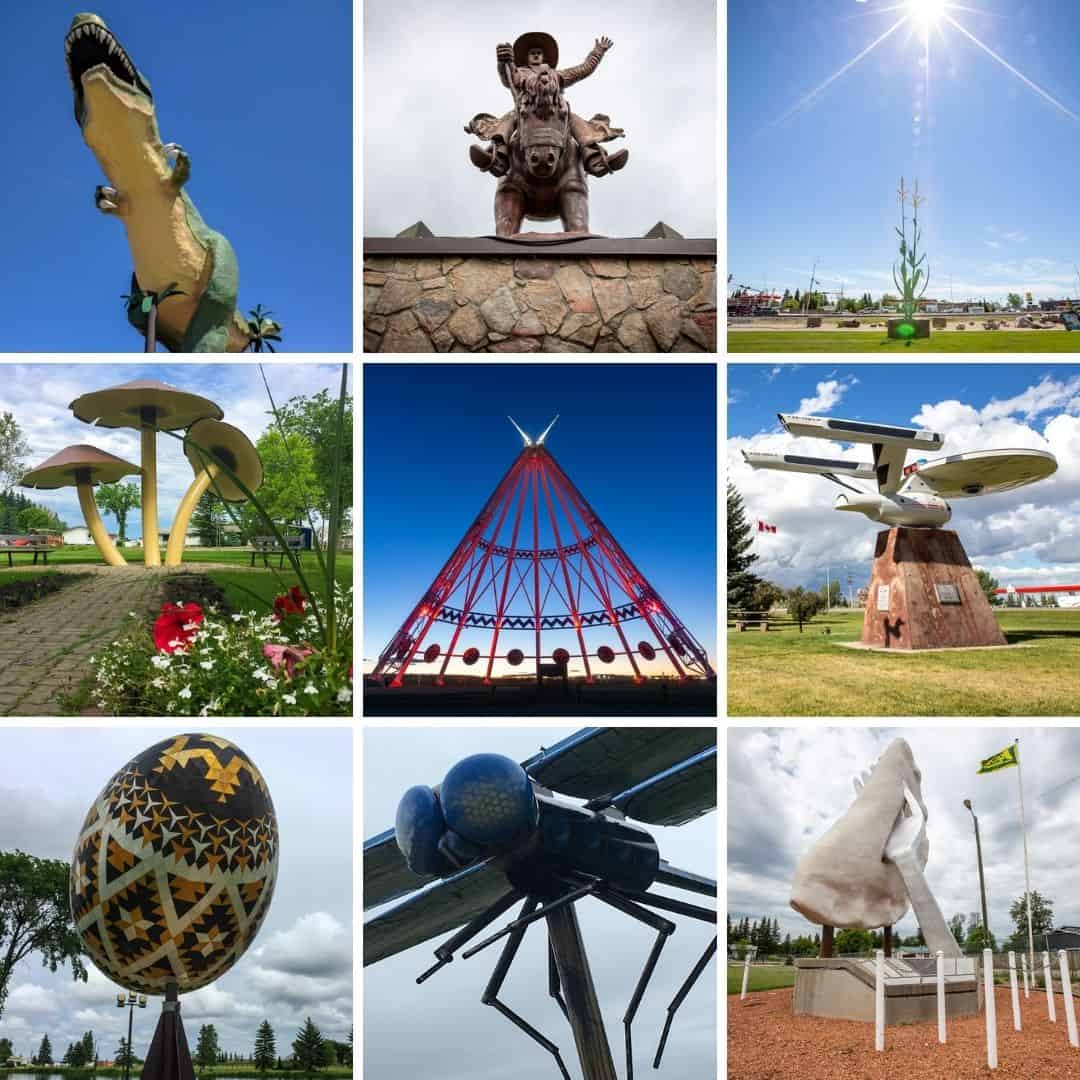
[0, 534, 53, 567]
[249, 535, 304, 568]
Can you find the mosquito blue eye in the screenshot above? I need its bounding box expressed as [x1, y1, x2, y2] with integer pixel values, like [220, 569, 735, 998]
[440, 754, 538, 850]
[395, 785, 448, 876]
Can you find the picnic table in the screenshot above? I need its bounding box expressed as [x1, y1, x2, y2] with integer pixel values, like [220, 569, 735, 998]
[0, 535, 54, 567]
[249, 535, 305, 568]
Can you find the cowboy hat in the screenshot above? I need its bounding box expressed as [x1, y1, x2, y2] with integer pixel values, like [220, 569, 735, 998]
[513, 31, 558, 68]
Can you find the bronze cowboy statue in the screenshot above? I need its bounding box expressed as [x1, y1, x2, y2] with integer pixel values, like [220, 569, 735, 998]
[465, 31, 629, 238]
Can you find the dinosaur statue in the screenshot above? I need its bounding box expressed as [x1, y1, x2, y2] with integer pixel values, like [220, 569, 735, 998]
[65, 13, 253, 352]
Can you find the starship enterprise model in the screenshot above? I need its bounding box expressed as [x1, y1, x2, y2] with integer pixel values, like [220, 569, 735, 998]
[743, 413, 1058, 526]
[363, 728, 717, 1080]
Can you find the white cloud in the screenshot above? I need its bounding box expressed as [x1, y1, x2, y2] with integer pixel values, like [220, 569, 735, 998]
[796, 378, 850, 415]
[253, 912, 352, 978]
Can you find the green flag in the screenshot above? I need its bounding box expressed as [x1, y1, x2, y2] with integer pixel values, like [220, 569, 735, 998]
[978, 743, 1019, 774]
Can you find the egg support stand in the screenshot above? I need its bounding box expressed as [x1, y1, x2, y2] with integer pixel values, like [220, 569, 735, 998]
[416, 871, 716, 1080]
[141, 980, 195, 1080]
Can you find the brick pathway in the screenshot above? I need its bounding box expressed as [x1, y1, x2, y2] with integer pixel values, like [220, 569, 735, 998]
[0, 564, 248, 716]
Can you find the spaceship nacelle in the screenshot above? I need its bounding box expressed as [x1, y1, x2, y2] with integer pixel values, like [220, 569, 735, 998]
[834, 491, 951, 528]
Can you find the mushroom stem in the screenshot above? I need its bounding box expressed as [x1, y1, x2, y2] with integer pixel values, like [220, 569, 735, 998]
[77, 482, 126, 567]
[165, 465, 219, 568]
[140, 420, 160, 567]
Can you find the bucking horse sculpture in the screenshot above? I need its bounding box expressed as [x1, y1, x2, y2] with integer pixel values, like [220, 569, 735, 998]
[465, 31, 629, 238]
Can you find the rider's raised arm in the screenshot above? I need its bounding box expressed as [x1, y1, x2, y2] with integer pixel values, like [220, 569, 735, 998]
[496, 41, 516, 89]
[559, 36, 612, 88]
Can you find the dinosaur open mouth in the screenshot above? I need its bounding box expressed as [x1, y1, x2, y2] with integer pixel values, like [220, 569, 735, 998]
[65, 19, 152, 123]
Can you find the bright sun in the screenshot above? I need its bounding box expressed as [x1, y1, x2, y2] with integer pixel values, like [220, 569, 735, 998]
[907, 0, 947, 26]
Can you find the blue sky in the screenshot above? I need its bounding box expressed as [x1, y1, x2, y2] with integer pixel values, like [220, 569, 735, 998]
[0, 2, 351, 352]
[363, 363, 717, 674]
[2, 362, 349, 536]
[729, 0, 1080, 304]
[727, 363, 1080, 589]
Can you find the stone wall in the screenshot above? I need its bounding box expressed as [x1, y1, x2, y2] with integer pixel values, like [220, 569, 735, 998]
[363, 255, 716, 353]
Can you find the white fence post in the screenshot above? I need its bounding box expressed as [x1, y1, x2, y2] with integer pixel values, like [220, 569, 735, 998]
[1059, 949, 1079, 1048]
[1045, 950, 1057, 1023]
[936, 949, 946, 1043]
[1008, 951, 1021, 1031]
[984, 949, 998, 1070]
[740, 952, 751, 1000]
[1021, 953, 1030, 998]
[875, 949, 885, 1052]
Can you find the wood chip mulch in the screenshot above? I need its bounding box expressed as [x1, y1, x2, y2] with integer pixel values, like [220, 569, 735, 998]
[729, 986, 1080, 1078]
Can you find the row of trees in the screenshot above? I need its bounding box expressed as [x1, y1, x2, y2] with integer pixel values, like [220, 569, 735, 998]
[729, 892, 1055, 962]
[758, 289, 1051, 314]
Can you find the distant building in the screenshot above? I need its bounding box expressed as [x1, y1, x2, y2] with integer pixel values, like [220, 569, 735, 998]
[63, 526, 116, 545]
[1045, 926, 1080, 951]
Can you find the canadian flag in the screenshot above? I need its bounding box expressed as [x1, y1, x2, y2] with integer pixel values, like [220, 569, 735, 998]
[757, 520, 777, 534]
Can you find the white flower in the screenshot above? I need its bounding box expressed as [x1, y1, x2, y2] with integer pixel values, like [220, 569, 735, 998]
[151, 655, 171, 669]
[152, 677, 166, 690]
[336, 686, 353, 704]
[303, 683, 318, 696]
[231, 614, 244, 622]
[282, 693, 297, 705]
[178, 685, 192, 700]
[200, 660, 214, 670]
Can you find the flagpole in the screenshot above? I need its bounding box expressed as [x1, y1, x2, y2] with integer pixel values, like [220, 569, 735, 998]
[1016, 738, 1036, 979]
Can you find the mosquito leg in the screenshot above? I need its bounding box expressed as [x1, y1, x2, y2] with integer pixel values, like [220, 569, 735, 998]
[594, 889, 675, 1080]
[462, 881, 597, 960]
[416, 887, 523, 983]
[482, 897, 572, 1080]
[653, 935, 717, 1070]
[548, 937, 569, 1022]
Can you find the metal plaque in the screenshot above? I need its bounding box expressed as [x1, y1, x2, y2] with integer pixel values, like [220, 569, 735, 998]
[876, 585, 890, 611]
[935, 582, 961, 604]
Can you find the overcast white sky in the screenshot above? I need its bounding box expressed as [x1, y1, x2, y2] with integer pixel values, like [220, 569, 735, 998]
[363, 727, 717, 1080]
[729, 727, 1080, 947]
[1, 363, 348, 538]
[363, 0, 716, 238]
[0, 726, 352, 1062]
[727, 365, 1080, 591]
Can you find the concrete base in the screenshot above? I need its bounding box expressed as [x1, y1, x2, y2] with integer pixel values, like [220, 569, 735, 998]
[887, 317, 931, 339]
[794, 958, 978, 1024]
[861, 528, 1007, 650]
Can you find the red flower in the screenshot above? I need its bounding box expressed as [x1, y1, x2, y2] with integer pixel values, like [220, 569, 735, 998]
[153, 602, 204, 653]
[263, 643, 314, 678]
[272, 586, 307, 622]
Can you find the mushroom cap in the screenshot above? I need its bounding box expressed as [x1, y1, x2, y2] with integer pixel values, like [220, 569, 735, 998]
[20, 444, 141, 489]
[69, 379, 223, 431]
[184, 419, 263, 502]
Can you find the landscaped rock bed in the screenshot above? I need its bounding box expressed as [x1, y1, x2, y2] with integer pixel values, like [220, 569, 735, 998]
[161, 571, 235, 615]
[0, 572, 89, 612]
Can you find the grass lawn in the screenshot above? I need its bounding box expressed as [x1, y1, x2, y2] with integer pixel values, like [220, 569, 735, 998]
[207, 566, 352, 615]
[727, 963, 797, 994]
[0, 545, 349, 570]
[728, 609, 1080, 716]
[727, 330, 1080, 353]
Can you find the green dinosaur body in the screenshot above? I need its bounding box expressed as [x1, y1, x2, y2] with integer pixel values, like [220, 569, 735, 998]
[66, 13, 251, 351]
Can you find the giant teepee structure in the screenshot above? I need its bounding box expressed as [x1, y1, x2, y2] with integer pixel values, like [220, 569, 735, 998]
[372, 417, 715, 686]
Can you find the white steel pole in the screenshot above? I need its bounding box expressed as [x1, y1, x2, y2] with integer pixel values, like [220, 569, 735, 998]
[936, 949, 946, 1043]
[1044, 950, 1057, 1023]
[984, 948, 998, 1070]
[1008, 951, 1021, 1031]
[1060, 950, 1078, 1048]
[740, 951, 751, 1000]
[1016, 740, 1036, 981]
[875, 949, 885, 1052]
[1022, 953, 1030, 998]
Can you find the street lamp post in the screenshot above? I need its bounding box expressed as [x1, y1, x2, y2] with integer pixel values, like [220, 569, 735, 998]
[963, 799, 991, 947]
[116, 991, 147, 1080]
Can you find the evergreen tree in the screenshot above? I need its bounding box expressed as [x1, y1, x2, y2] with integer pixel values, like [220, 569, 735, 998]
[195, 1025, 220, 1068]
[80, 1031, 96, 1067]
[727, 483, 760, 611]
[115, 1038, 135, 1069]
[292, 1017, 325, 1073]
[1009, 890, 1054, 949]
[0, 1038, 13, 1064]
[254, 1022, 276, 1074]
[190, 490, 224, 548]
[34, 1034, 53, 1065]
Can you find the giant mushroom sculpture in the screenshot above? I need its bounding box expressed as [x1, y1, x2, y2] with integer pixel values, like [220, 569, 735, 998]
[165, 419, 263, 567]
[69, 380, 222, 567]
[20, 445, 141, 567]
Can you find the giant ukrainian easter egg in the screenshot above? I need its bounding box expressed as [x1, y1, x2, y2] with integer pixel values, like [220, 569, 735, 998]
[71, 734, 278, 994]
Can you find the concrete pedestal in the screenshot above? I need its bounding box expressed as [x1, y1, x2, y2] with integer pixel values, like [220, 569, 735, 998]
[861, 528, 1006, 650]
[794, 957, 978, 1024]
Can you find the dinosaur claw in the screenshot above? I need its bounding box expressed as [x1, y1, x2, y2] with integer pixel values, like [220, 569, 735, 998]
[162, 143, 184, 158]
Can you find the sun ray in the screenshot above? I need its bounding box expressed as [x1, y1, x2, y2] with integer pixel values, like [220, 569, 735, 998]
[943, 13, 1080, 124]
[770, 15, 910, 128]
